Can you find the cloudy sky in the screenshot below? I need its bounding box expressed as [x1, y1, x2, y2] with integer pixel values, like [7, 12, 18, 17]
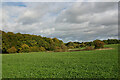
[1, 2, 118, 42]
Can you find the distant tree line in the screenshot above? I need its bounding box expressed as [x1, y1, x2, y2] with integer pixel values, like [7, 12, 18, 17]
[65, 39, 120, 49]
[1, 30, 120, 54]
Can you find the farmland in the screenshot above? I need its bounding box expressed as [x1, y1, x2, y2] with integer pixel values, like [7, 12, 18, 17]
[2, 44, 119, 78]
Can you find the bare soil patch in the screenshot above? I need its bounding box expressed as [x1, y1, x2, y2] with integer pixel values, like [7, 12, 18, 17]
[95, 47, 113, 50]
[69, 47, 113, 52]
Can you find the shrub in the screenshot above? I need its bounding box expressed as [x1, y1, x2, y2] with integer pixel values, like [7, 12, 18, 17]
[93, 40, 105, 49]
[7, 47, 17, 53]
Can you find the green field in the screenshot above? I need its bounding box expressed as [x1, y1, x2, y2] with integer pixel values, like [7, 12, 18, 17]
[2, 44, 119, 78]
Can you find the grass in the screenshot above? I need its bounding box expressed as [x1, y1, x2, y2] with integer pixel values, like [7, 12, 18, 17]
[2, 44, 119, 78]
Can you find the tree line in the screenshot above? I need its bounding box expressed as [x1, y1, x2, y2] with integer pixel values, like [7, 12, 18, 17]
[2, 30, 67, 53]
[65, 39, 120, 49]
[1, 30, 120, 54]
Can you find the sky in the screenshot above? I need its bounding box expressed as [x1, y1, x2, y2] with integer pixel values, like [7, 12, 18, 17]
[1, 2, 118, 42]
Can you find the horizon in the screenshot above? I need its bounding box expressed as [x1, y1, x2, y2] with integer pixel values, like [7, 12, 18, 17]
[1, 2, 118, 42]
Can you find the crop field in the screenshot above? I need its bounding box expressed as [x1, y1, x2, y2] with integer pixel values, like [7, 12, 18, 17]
[2, 44, 119, 78]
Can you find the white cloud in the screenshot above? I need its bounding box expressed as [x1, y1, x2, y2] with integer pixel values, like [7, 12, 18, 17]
[2, 2, 118, 42]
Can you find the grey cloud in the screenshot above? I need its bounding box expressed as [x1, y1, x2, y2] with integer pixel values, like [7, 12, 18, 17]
[55, 2, 117, 24]
[17, 2, 72, 25]
[2, 2, 118, 42]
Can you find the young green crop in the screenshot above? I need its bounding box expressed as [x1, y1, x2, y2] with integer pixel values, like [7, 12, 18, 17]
[2, 44, 119, 78]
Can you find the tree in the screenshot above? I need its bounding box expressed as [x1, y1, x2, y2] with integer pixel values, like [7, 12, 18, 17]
[61, 44, 68, 52]
[53, 38, 59, 43]
[39, 47, 46, 51]
[28, 40, 37, 47]
[80, 42, 86, 47]
[54, 46, 62, 52]
[7, 47, 17, 53]
[20, 44, 30, 52]
[93, 40, 105, 49]
[29, 46, 40, 52]
[103, 40, 108, 44]
[66, 42, 75, 48]
[68, 46, 74, 49]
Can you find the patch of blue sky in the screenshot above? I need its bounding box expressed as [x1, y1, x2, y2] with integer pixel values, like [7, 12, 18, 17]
[2, 2, 26, 7]
[48, 3, 73, 17]
[49, 8, 67, 17]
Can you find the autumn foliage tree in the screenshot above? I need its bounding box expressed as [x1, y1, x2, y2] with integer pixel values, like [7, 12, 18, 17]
[39, 47, 46, 51]
[93, 40, 105, 49]
[54, 46, 62, 52]
[29, 46, 40, 52]
[7, 47, 17, 53]
[61, 44, 68, 52]
[19, 44, 30, 53]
